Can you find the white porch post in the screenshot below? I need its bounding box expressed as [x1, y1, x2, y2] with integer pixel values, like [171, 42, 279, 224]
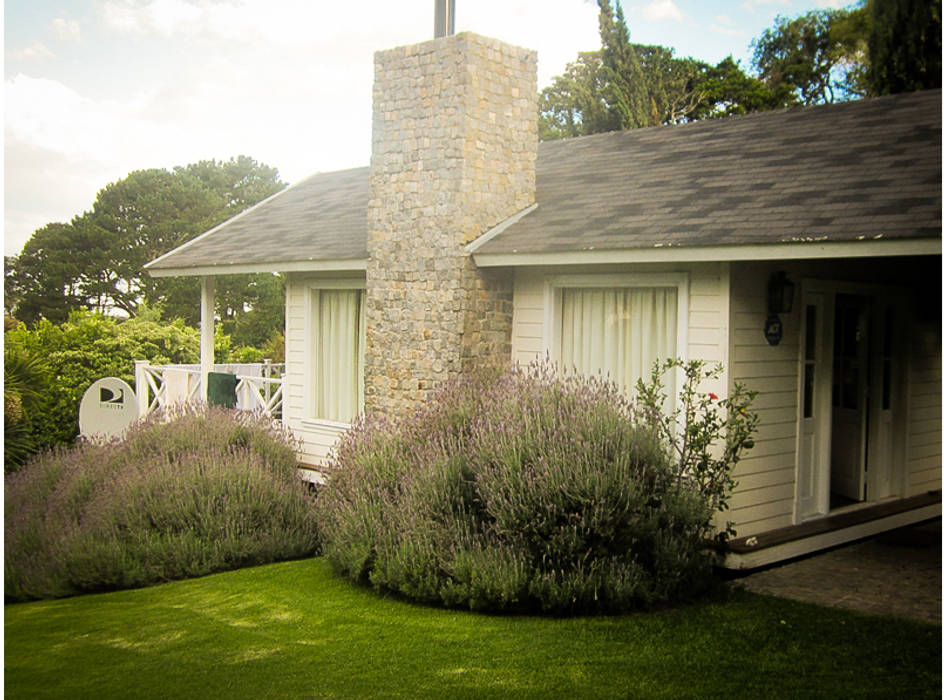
[200, 276, 216, 402]
[134, 360, 149, 416]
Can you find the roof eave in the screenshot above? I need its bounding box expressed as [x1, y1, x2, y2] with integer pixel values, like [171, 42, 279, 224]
[471, 238, 942, 268]
[146, 258, 368, 278]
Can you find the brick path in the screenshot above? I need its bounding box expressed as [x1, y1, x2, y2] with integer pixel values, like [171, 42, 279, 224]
[737, 520, 941, 625]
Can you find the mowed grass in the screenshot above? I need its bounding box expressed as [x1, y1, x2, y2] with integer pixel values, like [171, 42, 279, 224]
[5, 558, 940, 699]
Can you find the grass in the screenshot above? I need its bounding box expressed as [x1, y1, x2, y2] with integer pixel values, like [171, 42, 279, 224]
[4, 558, 940, 699]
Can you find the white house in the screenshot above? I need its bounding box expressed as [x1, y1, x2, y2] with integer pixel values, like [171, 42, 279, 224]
[145, 31, 941, 568]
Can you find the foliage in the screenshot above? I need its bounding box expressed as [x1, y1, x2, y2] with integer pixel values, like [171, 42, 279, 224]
[866, 0, 942, 94]
[5, 156, 285, 341]
[3, 346, 53, 471]
[751, 7, 870, 104]
[316, 361, 753, 614]
[5, 559, 941, 699]
[539, 2, 791, 139]
[3, 309, 200, 460]
[636, 359, 760, 542]
[4, 406, 317, 601]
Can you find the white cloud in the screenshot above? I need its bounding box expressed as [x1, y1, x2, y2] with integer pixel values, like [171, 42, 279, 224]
[5, 0, 601, 253]
[9, 42, 56, 61]
[641, 0, 684, 22]
[52, 18, 82, 42]
[711, 14, 747, 38]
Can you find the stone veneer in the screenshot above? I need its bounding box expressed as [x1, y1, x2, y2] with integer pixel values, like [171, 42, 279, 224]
[365, 32, 538, 416]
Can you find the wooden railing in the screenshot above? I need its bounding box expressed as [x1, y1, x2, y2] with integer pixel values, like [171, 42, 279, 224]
[134, 360, 284, 420]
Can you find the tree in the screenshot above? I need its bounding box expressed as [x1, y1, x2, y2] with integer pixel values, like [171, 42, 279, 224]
[539, 0, 792, 140]
[596, 0, 650, 131]
[751, 7, 870, 105]
[7, 156, 286, 338]
[867, 0, 942, 94]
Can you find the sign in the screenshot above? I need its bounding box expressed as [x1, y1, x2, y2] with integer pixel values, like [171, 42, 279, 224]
[79, 377, 139, 439]
[764, 315, 784, 346]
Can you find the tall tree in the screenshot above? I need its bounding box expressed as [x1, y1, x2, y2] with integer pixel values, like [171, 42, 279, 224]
[867, 0, 942, 94]
[596, 0, 649, 131]
[7, 156, 285, 335]
[751, 7, 870, 105]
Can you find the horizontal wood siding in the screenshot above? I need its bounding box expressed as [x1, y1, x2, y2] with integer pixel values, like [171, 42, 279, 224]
[907, 317, 942, 494]
[728, 262, 801, 534]
[512, 263, 729, 398]
[282, 273, 361, 466]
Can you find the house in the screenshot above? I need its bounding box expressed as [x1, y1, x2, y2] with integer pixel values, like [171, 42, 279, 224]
[145, 32, 942, 568]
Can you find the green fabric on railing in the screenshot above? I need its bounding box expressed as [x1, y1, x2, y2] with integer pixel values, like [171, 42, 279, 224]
[207, 372, 238, 409]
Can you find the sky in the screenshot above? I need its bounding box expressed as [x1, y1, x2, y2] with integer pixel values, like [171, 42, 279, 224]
[4, 0, 848, 256]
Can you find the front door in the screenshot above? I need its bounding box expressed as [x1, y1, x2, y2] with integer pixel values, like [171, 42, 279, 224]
[795, 284, 905, 522]
[830, 294, 870, 503]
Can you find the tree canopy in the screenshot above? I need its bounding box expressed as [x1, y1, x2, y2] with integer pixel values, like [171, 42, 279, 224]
[6, 156, 286, 347]
[539, 0, 791, 140]
[541, 0, 938, 141]
[866, 0, 942, 94]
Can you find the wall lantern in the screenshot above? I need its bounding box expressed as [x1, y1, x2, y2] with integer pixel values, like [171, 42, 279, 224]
[767, 271, 795, 315]
[765, 271, 794, 346]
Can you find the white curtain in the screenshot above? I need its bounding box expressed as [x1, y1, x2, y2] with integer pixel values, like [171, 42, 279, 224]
[560, 287, 677, 399]
[312, 289, 365, 422]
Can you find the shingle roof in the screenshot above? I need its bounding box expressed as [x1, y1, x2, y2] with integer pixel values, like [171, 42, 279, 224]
[146, 166, 368, 274]
[146, 89, 940, 275]
[477, 89, 941, 257]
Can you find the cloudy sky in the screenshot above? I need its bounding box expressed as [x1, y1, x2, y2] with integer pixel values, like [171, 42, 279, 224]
[4, 0, 846, 256]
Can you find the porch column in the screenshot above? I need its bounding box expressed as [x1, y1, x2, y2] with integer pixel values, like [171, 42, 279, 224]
[200, 276, 215, 402]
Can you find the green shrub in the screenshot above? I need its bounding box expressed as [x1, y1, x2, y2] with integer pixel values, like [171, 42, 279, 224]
[316, 362, 746, 614]
[4, 407, 318, 601]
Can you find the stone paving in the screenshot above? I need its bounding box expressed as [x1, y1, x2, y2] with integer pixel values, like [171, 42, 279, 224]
[736, 520, 942, 625]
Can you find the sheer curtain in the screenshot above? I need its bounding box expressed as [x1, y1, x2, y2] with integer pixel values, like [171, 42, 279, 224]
[312, 289, 365, 422]
[560, 287, 677, 400]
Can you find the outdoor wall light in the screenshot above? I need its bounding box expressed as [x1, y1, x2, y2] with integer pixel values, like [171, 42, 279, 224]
[767, 271, 795, 315]
[764, 271, 794, 346]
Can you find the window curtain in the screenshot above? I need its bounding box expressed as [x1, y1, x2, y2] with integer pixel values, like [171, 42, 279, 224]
[312, 289, 365, 422]
[560, 287, 677, 400]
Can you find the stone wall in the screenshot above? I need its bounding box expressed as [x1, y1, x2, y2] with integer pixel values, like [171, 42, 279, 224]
[365, 32, 537, 416]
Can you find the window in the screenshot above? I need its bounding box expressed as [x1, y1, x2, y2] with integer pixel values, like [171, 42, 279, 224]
[548, 274, 688, 403]
[309, 284, 365, 423]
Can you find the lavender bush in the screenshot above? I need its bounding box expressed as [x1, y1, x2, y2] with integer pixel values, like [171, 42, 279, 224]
[4, 407, 319, 601]
[316, 362, 728, 614]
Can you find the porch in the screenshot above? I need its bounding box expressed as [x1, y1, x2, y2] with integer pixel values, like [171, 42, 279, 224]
[133, 360, 284, 420]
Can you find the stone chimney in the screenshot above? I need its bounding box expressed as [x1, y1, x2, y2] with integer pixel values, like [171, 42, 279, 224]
[365, 33, 538, 415]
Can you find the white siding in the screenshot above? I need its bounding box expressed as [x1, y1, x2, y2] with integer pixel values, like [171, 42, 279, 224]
[907, 318, 942, 494]
[727, 262, 800, 535]
[512, 263, 728, 399]
[283, 272, 364, 467]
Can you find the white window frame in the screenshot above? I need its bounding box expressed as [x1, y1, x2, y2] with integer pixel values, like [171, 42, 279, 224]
[542, 272, 689, 390]
[303, 278, 366, 428]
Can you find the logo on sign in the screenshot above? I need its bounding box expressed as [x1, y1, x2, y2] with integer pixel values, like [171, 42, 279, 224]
[100, 387, 125, 408]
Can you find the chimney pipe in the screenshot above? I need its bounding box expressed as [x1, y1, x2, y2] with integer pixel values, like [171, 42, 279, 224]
[434, 0, 455, 38]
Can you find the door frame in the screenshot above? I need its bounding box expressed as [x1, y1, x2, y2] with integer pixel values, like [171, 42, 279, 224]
[793, 279, 909, 523]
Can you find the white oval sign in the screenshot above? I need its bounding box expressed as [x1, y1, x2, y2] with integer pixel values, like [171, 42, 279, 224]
[79, 377, 139, 439]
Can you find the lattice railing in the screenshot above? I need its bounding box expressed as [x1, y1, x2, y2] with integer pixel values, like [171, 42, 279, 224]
[134, 361, 284, 420]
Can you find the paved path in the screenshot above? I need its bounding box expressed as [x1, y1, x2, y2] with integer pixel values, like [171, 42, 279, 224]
[737, 520, 941, 625]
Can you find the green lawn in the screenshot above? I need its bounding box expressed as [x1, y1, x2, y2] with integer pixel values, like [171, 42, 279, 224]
[4, 558, 940, 699]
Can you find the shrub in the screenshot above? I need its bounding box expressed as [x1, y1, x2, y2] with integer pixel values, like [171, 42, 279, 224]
[4, 407, 318, 601]
[316, 361, 750, 614]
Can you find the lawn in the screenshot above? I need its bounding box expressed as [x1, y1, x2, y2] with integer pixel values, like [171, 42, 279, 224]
[4, 558, 940, 699]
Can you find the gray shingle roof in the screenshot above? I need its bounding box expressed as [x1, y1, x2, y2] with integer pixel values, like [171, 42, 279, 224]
[147, 89, 940, 275]
[146, 166, 368, 274]
[477, 89, 941, 257]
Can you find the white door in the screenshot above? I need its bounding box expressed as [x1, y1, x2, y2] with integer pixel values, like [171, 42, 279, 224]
[796, 292, 832, 520]
[830, 294, 870, 503]
[866, 301, 902, 500]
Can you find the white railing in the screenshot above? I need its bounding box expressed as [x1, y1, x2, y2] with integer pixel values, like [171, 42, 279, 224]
[134, 360, 284, 420]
